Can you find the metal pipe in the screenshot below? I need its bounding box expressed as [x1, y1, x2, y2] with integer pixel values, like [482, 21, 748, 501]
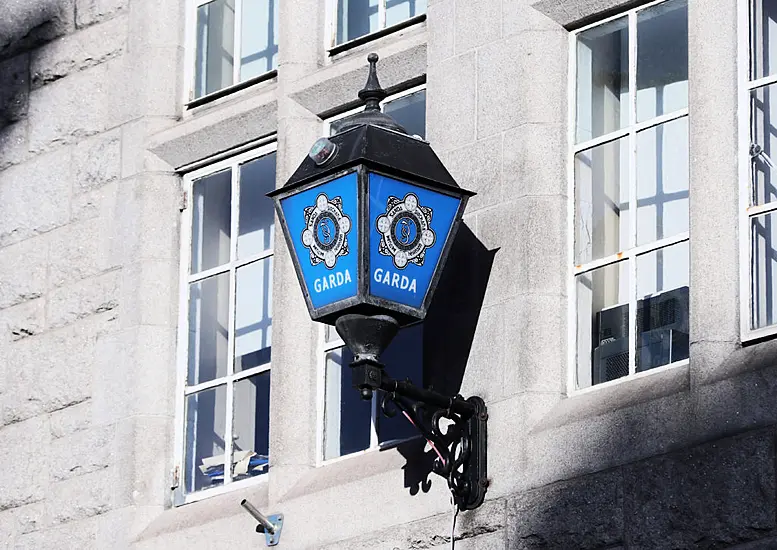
[240, 499, 276, 534]
[381, 377, 477, 418]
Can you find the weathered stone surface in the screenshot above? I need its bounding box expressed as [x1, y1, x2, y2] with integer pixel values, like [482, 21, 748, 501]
[0, 120, 29, 170]
[531, 0, 634, 27]
[504, 0, 559, 35]
[0, 416, 50, 511]
[49, 400, 92, 439]
[0, 508, 16, 546]
[622, 432, 777, 548]
[0, 147, 71, 246]
[427, 52, 476, 152]
[426, 0, 454, 66]
[31, 15, 127, 88]
[47, 217, 116, 288]
[47, 468, 115, 527]
[76, 0, 128, 28]
[0, 0, 75, 61]
[0, 236, 48, 310]
[14, 516, 98, 550]
[49, 425, 114, 482]
[507, 469, 623, 549]
[47, 269, 120, 329]
[0, 299, 45, 342]
[455, 0, 502, 53]
[71, 180, 118, 223]
[441, 134, 503, 213]
[0, 54, 30, 126]
[502, 123, 566, 199]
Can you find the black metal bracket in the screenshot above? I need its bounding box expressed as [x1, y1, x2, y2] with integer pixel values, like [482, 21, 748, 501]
[338, 314, 488, 511]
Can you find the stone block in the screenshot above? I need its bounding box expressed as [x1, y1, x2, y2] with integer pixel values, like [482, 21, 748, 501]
[13, 502, 46, 535]
[76, 0, 128, 28]
[0, 54, 29, 126]
[0, 416, 50, 511]
[507, 469, 623, 549]
[47, 217, 117, 289]
[119, 261, 178, 328]
[277, 0, 319, 79]
[120, 117, 176, 178]
[49, 424, 115, 482]
[0, 299, 45, 342]
[0, 0, 75, 61]
[441, 134, 502, 213]
[47, 269, 120, 329]
[460, 303, 506, 402]
[47, 468, 117, 527]
[427, 0, 454, 66]
[113, 416, 173, 507]
[30, 15, 127, 88]
[0, 121, 29, 171]
[49, 400, 92, 439]
[71, 179, 118, 223]
[455, 0, 502, 53]
[0, 509, 16, 547]
[477, 31, 566, 138]
[504, 0, 560, 35]
[502, 123, 566, 199]
[0, 148, 71, 246]
[13, 517, 97, 550]
[28, 60, 122, 153]
[73, 129, 121, 193]
[427, 52, 476, 153]
[0, 236, 48, 309]
[622, 431, 776, 548]
[127, 0, 184, 49]
[503, 294, 566, 395]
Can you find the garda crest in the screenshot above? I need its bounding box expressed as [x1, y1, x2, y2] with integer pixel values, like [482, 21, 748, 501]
[376, 193, 436, 269]
[301, 193, 352, 269]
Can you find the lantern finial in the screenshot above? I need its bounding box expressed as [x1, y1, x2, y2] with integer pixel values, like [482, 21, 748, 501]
[359, 53, 387, 112]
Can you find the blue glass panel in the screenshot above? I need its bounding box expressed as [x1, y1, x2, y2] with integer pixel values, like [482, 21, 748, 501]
[368, 173, 460, 309]
[280, 173, 359, 310]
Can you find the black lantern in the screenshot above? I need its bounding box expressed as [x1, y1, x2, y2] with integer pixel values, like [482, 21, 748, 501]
[269, 54, 487, 511]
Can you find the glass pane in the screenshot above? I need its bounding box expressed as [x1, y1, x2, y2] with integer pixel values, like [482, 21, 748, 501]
[336, 0, 379, 44]
[574, 136, 629, 265]
[636, 0, 688, 122]
[185, 385, 227, 492]
[576, 17, 629, 143]
[323, 347, 371, 460]
[377, 324, 423, 444]
[191, 169, 232, 274]
[751, 83, 777, 206]
[751, 0, 777, 79]
[232, 371, 271, 480]
[324, 324, 341, 343]
[238, 153, 276, 258]
[188, 272, 231, 385]
[240, 0, 278, 80]
[635, 242, 689, 372]
[235, 259, 272, 373]
[752, 211, 777, 329]
[386, 0, 427, 28]
[636, 117, 689, 246]
[576, 261, 629, 389]
[195, 0, 235, 99]
[384, 90, 426, 139]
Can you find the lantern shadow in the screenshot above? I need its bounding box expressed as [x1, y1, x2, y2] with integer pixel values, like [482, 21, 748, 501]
[392, 222, 497, 496]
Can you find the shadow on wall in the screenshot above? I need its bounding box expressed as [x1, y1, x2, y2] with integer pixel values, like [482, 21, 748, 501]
[389, 223, 497, 497]
[0, 0, 72, 129]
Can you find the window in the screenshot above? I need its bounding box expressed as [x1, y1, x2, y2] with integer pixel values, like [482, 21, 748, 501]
[189, 0, 278, 101]
[319, 87, 426, 461]
[330, 0, 427, 48]
[743, 0, 777, 338]
[570, 0, 689, 391]
[175, 145, 276, 503]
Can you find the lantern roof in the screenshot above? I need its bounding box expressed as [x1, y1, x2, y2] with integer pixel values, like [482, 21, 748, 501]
[270, 54, 475, 199]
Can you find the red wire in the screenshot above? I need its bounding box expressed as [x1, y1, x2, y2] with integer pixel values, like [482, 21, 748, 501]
[401, 410, 446, 465]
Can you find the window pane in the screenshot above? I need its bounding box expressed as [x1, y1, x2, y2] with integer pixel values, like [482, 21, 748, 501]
[377, 324, 423, 444]
[188, 272, 230, 385]
[752, 211, 777, 329]
[191, 169, 232, 274]
[337, 0, 379, 44]
[323, 347, 371, 460]
[636, 0, 688, 122]
[636, 242, 689, 372]
[576, 261, 629, 389]
[195, 0, 235, 99]
[240, 0, 278, 80]
[576, 17, 629, 143]
[232, 371, 271, 480]
[384, 90, 426, 138]
[751, 83, 777, 206]
[386, 0, 427, 28]
[238, 153, 276, 258]
[751, 0, 777, 80]
[636, 117, 689, 246]
[185, 385, 227, 492]
[235, 259, 272, 372]
[575, 136, 629, 265]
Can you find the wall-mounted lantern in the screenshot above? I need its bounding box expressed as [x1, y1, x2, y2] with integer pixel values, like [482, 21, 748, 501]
[269, 54, 488, 511]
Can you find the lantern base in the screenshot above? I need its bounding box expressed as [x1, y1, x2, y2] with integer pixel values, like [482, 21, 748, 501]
[334, 314, 400, 363]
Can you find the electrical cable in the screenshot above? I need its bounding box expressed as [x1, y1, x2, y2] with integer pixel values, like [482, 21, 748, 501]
[401, 410, 446, 465]
[450, 497, 458, 550]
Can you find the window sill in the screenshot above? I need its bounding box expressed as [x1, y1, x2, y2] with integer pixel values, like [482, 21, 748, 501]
[173, 472, 269, 507]
[186, 70, 278, 110]
[328, 14, 427, 57]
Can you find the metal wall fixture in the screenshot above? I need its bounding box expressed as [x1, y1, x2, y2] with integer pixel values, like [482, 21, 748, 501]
[240, 499, 284, 546]
[269, 54, 488, 511]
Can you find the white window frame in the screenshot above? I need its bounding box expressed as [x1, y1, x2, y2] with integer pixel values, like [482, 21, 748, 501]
[173, 141, 277, 506]
[738, 0, 777, 342]
[566, 0, 690, 396]
[315, 85, 426, 465]
[325, 0, 426, 52]
[183, 0, 278, 107]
